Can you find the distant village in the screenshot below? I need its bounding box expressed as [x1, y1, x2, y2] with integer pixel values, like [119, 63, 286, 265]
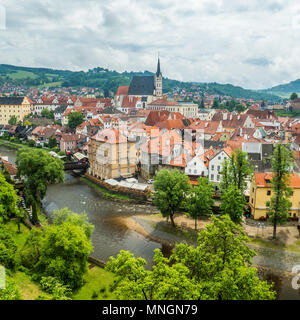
[1, 58, 300, 221]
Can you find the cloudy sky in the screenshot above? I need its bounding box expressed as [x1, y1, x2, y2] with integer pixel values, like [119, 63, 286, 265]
[0, 0, 300, 89]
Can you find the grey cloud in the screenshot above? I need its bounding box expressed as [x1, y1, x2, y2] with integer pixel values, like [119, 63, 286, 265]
[0, 0, 300, 89]
[244, 58, 273, 66]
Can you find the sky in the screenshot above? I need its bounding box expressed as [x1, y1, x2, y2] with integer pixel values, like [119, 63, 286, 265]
[0, 0, 300, 90]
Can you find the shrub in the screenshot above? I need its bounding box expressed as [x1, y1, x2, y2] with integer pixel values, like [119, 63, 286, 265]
[40, 276, 72, 300]
[0, 227, 18, 270]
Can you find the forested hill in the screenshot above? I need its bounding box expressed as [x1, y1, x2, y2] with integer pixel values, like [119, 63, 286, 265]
[0, 64, 280, 101]
[261, 79, 300, 98]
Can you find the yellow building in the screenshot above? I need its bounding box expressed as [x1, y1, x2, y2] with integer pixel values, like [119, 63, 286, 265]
[0, 96, 33, 125]
[249, 173, 300, 220]
[88, 128, 138, 180]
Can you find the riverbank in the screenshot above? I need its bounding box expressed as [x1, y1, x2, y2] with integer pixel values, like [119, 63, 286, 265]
[80, 176, 153, 204]
[120, 213, 300, 252]
[0, 139, 51, 151]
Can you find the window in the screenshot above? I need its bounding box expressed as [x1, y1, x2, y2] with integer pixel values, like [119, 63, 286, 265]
[217, 175, 220, 181]
[211, 174, 214, 180]
[267, 190, 271, 196]
[211, 165, 214, 170]
[251, 198, 253, 204]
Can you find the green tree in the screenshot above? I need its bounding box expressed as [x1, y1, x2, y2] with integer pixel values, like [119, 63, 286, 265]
[20, 228, 44, 270]
[8, 115, 17, 125]
[106, 215, 275, 300]
[68, 111, 84, 129]
[0, 225, 18, 270]
[220, 184, 246, 224]
[0, 173, 20, 222]
[48, 135, 57, 149]
[153, 169, 191, 227]
[16, 149, 64, 222]
[0, 278, 21, 300]
[200, 98, 205, 109]
[266, 144, 294, 239]
[51, 208, 94, 240]
[27, 139, 36, 147]
[212, 98, 219, 109]
[220, 149, 253, 196]
[290, 92, 298, 100]
[219, 158, 230, 192]
[41, 108, 54, 119]
[35, 223, 93, 289]
[185, 177, 214, 230]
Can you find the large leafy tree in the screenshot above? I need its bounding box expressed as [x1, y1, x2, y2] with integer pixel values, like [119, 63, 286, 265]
[0, 172, 20, 222]
[68, 111, 84, 129]
[41, 108, 54, 119]
[106, 215, 275, 300]
[48, 135, 57, 149]
[290, 92, 298, 100]
[220, 184, 246, 224]
[51, 208, 94, 240]
[0, 225, 18, 270]
[220, 149, 253, 195]
[16, 149, 64, 222]
[185, 177, 214, 230]
[8, 115, 17, 125]
[35, 223, 93, 289]
[266, 144, 294, 239]
[153, 169, 191, 227]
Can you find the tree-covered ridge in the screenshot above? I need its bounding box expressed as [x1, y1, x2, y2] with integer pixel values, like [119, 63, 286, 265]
[0, 64, 280, 101]
[261, 79, 300, 98]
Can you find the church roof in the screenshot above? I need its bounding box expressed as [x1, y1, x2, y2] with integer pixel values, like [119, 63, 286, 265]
[0, 96, 26, 105]
[128, 76, 155, 96]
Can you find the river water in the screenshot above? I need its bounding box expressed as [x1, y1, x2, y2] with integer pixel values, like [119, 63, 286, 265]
[1, 144, 299, 300]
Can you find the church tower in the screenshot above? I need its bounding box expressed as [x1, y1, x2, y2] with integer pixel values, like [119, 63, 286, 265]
[155, 56, 162, 98]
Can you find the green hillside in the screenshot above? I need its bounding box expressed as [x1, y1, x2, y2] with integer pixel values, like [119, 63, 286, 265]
[261, 79, 300, 98]
[0, 64, 280, 101]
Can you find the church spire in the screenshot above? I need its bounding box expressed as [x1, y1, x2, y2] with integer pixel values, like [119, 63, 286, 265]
[156, 55, 161, 77]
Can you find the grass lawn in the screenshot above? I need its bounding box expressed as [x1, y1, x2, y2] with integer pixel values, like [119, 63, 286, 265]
[8, 70, 38, 80]
[248, 236, 300, 253]
[72, 266, 116, 300]
[6, 220, 30, 250]
[9, 272, 48, 300]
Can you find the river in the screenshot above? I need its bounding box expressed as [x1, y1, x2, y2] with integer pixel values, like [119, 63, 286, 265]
[1, 143, 299, 300]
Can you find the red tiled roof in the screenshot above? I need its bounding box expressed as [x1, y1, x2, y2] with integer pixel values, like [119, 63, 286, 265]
[91, 128, 127, 144]
[254, 173, 300, 188]
[116, 86, 129, 96]
[0, 158, 17, 176]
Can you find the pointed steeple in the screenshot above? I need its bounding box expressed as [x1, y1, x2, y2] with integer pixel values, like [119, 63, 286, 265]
[156, 56, 162, 77]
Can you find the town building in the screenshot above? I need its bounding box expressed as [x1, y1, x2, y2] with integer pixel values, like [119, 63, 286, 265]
[88, 128, 138, 180]
[249, 173, 300, 219]
[0, 96, 33, 125]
